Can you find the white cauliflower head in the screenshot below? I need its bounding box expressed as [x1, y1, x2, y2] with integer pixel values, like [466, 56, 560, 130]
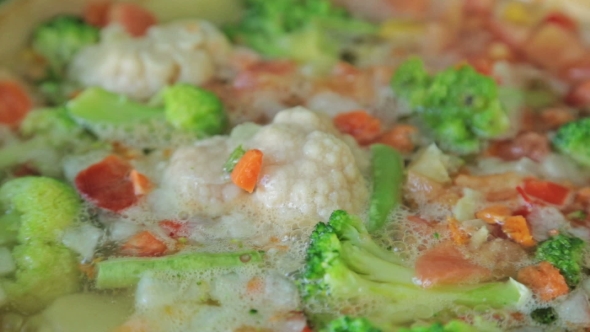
[68, 20, 232, 101]
[157, 106, 369, 242]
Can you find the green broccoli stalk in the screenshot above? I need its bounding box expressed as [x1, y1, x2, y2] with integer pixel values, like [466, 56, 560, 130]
[297, 210, 530, 327]
[162, 84, 228, 136]
[391, 58, 511, 155]
[32, 16, 99, 77]
[96, 250, 264, 289]
[0, 107, 96, 177]
[553, 117, 590, 168]
[535, 234, 586, 287]
[66, 85, 228, 147]
[320, 316, 382, 332]
[225, 0, 377, 66]
[0, 177, 82, 313]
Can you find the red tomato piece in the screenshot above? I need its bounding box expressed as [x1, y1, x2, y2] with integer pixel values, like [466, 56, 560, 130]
[544, 12, 578, 33]
[159, 220, 190, 239]
[565, 80, 590, 107]
[333, 110, 382, 145]
[415, 242, 491, 287]
[120, 231, 167, 257]
[107, 3, 157, 37]
[84, 1, 111, 27]
[0, 80, 32, 127]
[75, 155, 138, 212]
[522, 178, 570, 206]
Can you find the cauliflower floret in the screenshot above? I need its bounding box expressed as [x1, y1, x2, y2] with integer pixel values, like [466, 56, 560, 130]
[159, 107, 369, 239]
[68, 20, 231, 101]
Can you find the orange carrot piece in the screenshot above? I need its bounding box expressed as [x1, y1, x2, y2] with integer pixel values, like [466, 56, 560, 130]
[377, 124, 417, 153]
[107, 3, 157, 37]
[502, 215, 536, 248]
[333, 110, 382, 145]
[231, 149, 263, 193]
[517, 261, 569, 301]
[0, 80, 32, 126]
[448, 217, 470, 245]
[475, 205, 512, 224]
[120, 231, 167, 257]
[130, 169, 152, 196]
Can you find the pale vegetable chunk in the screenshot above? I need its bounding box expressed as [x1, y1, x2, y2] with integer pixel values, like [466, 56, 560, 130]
[160, 107, 369, 240]
[69, 20, 232, 100]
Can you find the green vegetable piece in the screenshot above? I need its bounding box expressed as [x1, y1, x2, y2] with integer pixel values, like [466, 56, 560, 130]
[398, 319, 487, 332]
[297, 210, 530, 325]
[391, 58, 511, 155]
[67, 87, 164, 125]
[553, 117, 590, 168]
[0, 210, 19, 246]
[367, 144, 404, 232]
[225, 0, 376, 66]
[530, 307, 558, 325]
[162, 84, 228, 136]
[96, 250, 264, 289]
[0, 177, 81, 244]
[32, 15, 99, 77]
[2, 242, 80, 313]
[390, 56, 431, 108]
[0, 177, 82, 314]
[0, 107, 94, 176]
[223, 145, 246, 173]
[536, 234, 585, 287]
[320, 316, 382, 332]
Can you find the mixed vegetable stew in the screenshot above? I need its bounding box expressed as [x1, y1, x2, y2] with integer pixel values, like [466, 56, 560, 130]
[2, 0, 590, 331]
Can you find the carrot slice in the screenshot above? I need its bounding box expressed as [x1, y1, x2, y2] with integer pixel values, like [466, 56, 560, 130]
[517, 261, 569, 301]
[377, 124, 417, 153]
[0, 80, 32, 126]
[448, 217, 470, 245]
[333, 110, 382, 145]
[75, 155, 138, 212]
[107, 3, 157, 37]
[120, 231, 167, 257]
[415, 242, 491, 287]
[522, 178, 570, 206]
[84, 1, 111, 27]
[231, 149, 263, 193]
[501, 215, 536, 248]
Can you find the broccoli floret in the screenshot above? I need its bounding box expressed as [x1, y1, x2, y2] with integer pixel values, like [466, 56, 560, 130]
[535, 234, 586, 287]
[0, 107, 95, 177]
[66, 86, 227, 147]
[391, 58, 510, 155]
[553, 117, 590, 168]
[298, 210, 529, 327]
[96, 250, 264, 289]
[0, 177, 82, 313]
[226, 0, 376, 66]
[162, 84, 228, 136]
[32, 15, 99, 78]
[397, 320, 487, 332]
[321, 316, 382, 332]
[530, 307, 558, 325]
[2, 242, 79, 313]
